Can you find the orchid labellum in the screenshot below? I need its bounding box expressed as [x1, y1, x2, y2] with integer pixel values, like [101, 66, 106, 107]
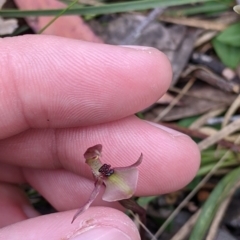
[71, 144, 142, 223]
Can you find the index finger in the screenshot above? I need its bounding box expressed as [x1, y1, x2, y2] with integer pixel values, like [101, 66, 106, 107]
[0, 35, 171, 139]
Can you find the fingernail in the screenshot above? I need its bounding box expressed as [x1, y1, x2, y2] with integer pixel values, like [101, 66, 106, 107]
[145, 120, 186, 137]
[120, 45, 155, 51]
[71, 227, 131, 240]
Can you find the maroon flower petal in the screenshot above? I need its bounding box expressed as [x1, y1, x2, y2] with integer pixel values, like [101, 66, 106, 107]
[84, 144, 102, 160]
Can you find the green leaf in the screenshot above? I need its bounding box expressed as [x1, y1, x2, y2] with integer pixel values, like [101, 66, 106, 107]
[212, 39, 240, 69]
[215, 22, 240, 47]
[0, 0, 213, 18]
[168, 2, 230, 16]
[137, 196, 157, 208]
[196, 160, 239, 177]
[201, 149, 232, 165]
[178, 116, 199, 127]
[186, 176, 201, 190]
[190, 166, 240, 239]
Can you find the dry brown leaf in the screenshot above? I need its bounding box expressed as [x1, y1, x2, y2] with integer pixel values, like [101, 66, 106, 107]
[159, 16, 228, 31]
[14, 0, 102, 42]
[145, 83, 236, 122]
[154, 78, 195, 122]
[89, 14, 199, 85]
[194, 31, 218, 48]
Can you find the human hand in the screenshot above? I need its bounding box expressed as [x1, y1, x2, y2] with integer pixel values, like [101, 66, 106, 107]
[0, 35, 200, 240]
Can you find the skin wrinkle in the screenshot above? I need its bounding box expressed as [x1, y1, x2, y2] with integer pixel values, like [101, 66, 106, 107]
[0, 183, 31, 226]
[0, 36, 172, 134]
[0, 48, 27, 137]
[0, 116, 199, 195]
[52, 128, 63, 169]
[1, 42, 56, 132]
[0, 163, 25, 183]
[11, 70, 32, 130]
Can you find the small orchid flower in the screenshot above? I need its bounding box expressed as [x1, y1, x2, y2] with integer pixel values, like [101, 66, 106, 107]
[71, 144, 142, 223]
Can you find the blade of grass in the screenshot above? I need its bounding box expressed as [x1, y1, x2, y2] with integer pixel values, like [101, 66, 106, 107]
[189, 167, 240, 239]
[197, 160, 239, 177]
[0, 0, 214, 18]
[137, 196, 157, 208]
[167, 2, 231, 16]
[38, 0, 79, 34]
[205, 182, 240, 240]
[151, 135, 240, 239]
[171, 210, 201, 240]
[201, 149, 235, 165]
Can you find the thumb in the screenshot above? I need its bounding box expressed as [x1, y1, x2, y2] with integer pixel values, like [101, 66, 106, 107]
[0, 207, 140, 240]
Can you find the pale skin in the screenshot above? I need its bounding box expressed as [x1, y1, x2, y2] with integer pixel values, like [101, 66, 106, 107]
[0, 35, 200, 240]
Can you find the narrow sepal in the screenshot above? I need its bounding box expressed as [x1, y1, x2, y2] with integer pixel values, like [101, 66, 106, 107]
[84, 144, 102, 160]
[71, 178, 103, 223]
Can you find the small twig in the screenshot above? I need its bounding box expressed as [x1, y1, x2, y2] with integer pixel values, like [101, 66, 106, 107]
[222, 95, 240, 128]
[206, 181, 240, 240]
[169, 87, 227, 103]
[191, 53, 237, 81]
[193, 68, 240, 94]
[207, 115, 240, 125]
[161, 123, 240, 152]
[128, 210, 157, 240]
[159, 16, 228, 31]
[198, 118, 240, 151]
[170, 210, 201, 240]
[154, 78, 195, 122]
[213, 169, 232, 176]
[122, 7, 166, 45]
[194, 31, 218, 48]
[119, 198, 147, 240]
[190, 107, 227, 129]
